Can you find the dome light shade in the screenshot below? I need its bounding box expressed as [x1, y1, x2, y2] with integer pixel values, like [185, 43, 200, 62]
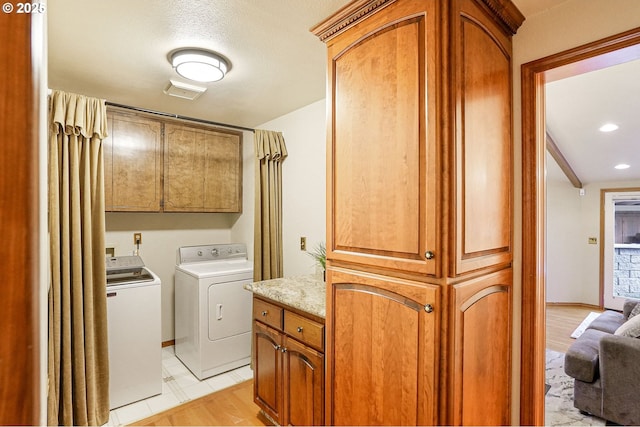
[171, 49, 228, 83]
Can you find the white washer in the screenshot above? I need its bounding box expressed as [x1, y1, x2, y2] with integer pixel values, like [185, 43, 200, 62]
[174, 243, 253, 380]
[106, 255, 162, 409]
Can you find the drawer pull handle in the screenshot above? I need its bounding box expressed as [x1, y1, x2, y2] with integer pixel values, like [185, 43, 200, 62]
[261, 311, 267, 316]
[297, 326, 304, 333]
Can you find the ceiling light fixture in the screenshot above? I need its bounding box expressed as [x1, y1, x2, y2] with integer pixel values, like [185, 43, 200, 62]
[170, 49, 229, 83]
[599, 123, 619, 132]
[615, 163, 630, 170]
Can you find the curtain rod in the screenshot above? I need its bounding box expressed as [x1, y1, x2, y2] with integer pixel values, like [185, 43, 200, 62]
[106, 102, 256, 133]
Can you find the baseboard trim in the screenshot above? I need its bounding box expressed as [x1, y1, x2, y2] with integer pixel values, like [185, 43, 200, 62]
[162, 339, 175, 348]
[546, 301, 603, 310]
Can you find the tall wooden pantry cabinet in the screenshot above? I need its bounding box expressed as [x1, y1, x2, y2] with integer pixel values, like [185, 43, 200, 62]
[311, 0, 524, 425]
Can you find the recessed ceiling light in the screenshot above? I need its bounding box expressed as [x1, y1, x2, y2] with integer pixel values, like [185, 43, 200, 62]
[170, 49, 229, 83]
[599, 123, 619, 132]
[615, 163, 630, 170]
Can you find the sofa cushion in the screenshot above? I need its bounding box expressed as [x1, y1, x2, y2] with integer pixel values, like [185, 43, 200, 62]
[629, 303, 640, 319]
[623, 299, 640, 320]
[565, 329, 609, 383]
[614, 313, 640, 337]
[587, 311, 625, 334]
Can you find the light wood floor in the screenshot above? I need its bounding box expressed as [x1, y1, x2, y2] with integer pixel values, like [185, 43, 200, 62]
[130, 380, 271, 426]
[129, 304, 598, 426]
[546, 304, 603, 353]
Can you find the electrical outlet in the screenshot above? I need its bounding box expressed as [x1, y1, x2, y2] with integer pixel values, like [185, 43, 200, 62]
[588, 237, 597, 244]
[300, 236, 307, 251]
[134, 232, 142, 245]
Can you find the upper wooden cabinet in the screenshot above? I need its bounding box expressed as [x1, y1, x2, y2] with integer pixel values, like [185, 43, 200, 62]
[104, 111, 162, 212]
[103, 109, 242, 213]
[453, 0, 514, 275]
[315, 0, 521, 279]
[164, 123, 242, 213]
[324, 1, 438, 277]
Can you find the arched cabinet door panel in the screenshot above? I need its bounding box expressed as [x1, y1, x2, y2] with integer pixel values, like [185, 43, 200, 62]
[326, 268, 440, 426]
[325, 0, 440, 278]
[453, 0, 514, 275]
[450, 269, 512, 426]
[253, 321, 283, 425]
[282, 336, 324, 426]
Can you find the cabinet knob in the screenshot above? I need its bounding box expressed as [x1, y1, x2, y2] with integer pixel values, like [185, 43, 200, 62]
[424, 304, 434, 313]
[281, 347, 287, 353]
[261, 311, 267, 316]
[425, 251, 435, 260]
[297, 326, 304, 333]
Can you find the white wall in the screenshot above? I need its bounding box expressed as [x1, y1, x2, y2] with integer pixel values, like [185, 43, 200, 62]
[105, 213, 236, 341]
[546, 175, 583, 303]
[257, 99, 327, 277]
[512, 0, 640, 421]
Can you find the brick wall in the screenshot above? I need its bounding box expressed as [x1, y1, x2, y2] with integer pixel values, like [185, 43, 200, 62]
[614, 246, 640, 297]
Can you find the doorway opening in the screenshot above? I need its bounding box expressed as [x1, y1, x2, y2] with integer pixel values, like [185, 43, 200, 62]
[520, 27, 640, 425]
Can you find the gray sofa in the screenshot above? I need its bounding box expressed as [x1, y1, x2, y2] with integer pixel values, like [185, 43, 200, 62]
[564, 300, 640, 425]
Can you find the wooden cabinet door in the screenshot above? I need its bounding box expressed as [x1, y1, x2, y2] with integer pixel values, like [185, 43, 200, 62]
[104, 111, 162, 211]
[325, 0, 440, 277]
[326, 268, 439, 426]
[451, 0, 513, 275]
[282, 337, 324, 426]
[164, 123, 242, 212]
[449, 269, 512, 426]
[253, 321, 283, 425]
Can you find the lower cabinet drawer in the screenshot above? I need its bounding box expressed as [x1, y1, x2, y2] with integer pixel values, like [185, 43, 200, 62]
[284, 310, 324, 351]
[253, 298, 283, 330]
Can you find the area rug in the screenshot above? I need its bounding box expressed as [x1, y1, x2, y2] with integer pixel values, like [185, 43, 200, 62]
[546, 349, 606, 426]
[570, 312, 601, 338]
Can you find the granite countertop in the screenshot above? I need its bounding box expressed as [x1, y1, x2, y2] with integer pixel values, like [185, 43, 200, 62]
[244, 274, 326, 318]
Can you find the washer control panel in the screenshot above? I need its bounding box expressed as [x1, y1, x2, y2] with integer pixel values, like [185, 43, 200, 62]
[106, 255, 145, 270]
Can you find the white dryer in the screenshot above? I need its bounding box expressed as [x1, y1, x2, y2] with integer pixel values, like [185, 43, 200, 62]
[174, 243, 253, 380]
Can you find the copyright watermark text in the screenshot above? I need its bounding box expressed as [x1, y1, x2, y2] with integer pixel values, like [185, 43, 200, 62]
[3, 2, 46, 13]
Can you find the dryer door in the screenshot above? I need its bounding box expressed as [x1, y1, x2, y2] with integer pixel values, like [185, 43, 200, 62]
[207, 278, 253, 340]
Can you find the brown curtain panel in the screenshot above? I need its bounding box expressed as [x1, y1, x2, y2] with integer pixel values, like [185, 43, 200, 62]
[254, 129, 288, 281]
[47, 90, 110, 426]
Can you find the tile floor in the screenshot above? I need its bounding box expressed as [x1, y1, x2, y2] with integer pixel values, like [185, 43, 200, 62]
[106, 346, 254, 426]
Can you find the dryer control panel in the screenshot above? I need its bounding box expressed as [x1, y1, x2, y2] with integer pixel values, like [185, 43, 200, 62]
[177, 243, 248, 265]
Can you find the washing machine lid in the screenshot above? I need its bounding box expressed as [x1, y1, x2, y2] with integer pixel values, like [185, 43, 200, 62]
[176, 259, 253, 279]
[106, 256, 156, 286]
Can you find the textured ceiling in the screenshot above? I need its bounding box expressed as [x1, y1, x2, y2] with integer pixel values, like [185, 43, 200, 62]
[50, 0, 602, 140]
[48, 0, 351, 128]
